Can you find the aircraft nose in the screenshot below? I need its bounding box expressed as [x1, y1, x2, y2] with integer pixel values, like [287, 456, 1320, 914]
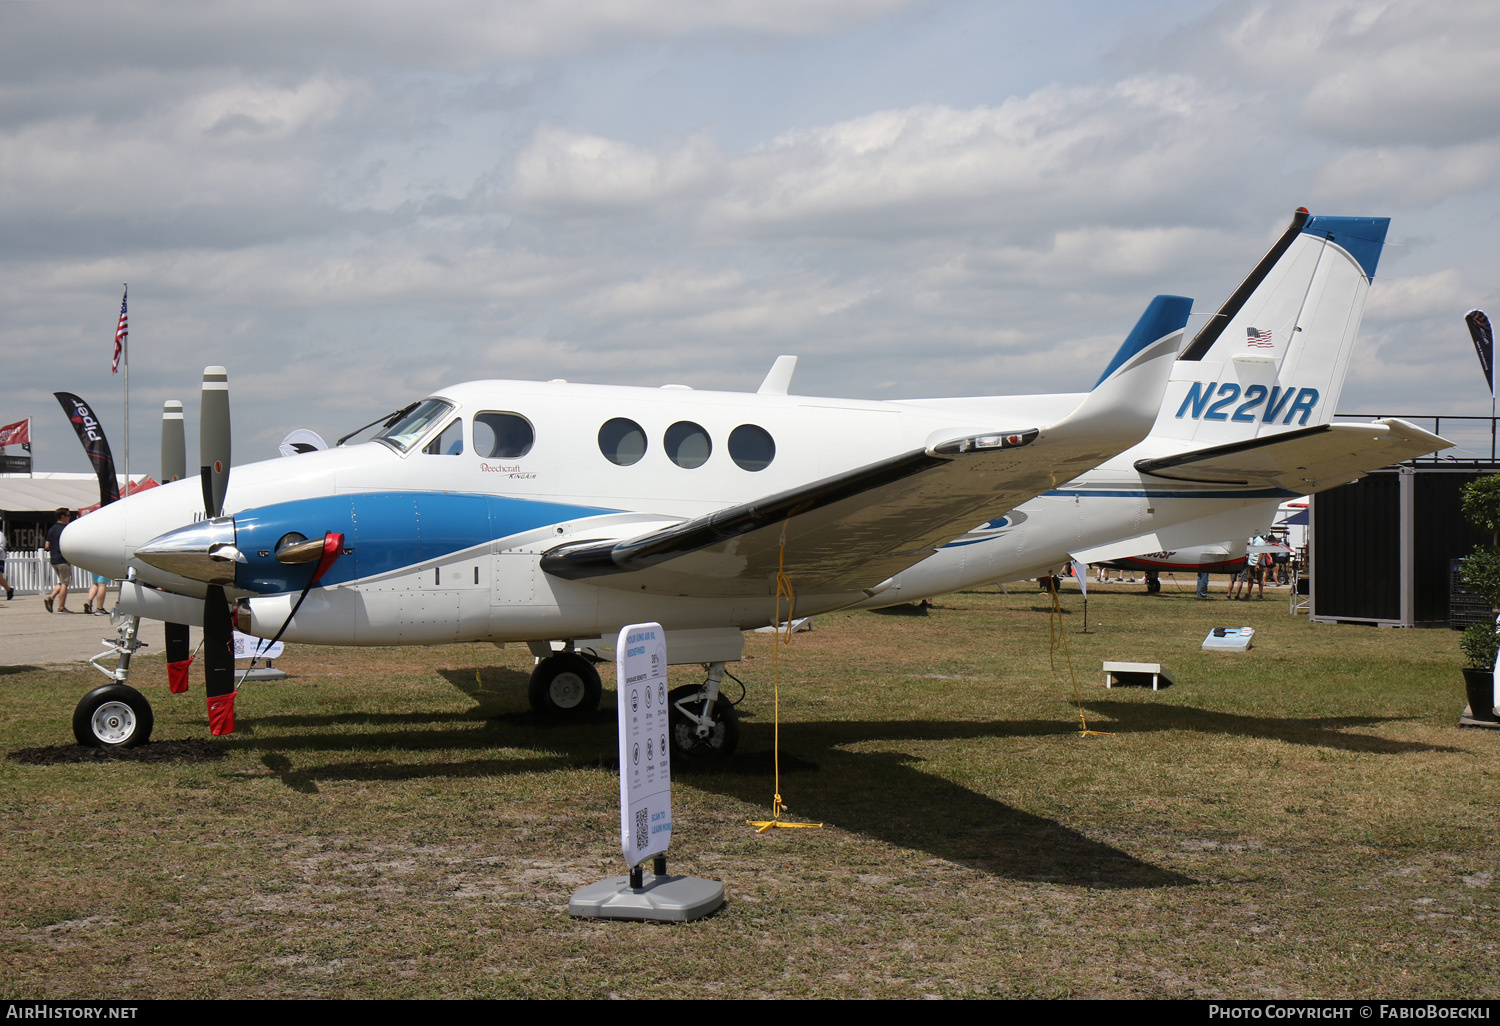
[61, 507, 129, 580]
[134, 516, 245, 585]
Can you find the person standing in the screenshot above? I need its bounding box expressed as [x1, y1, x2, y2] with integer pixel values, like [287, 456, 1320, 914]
[43, 508, 72, 613]
[1248, 534, 1268, 599]
[1197, 570, 1210, 599]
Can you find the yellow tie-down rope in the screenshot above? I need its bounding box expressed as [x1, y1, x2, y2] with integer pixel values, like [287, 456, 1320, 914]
[1047, 581, 1111, 738]
[749, 526, 823, 833]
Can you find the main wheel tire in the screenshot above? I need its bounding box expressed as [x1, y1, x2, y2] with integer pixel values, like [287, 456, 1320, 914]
[73, 684, 154, 749]
[528, 652, 602, 718]
[667, 683, 740, 766]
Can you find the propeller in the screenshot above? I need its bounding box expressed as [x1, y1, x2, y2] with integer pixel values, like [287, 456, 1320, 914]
[135, 365, 348, 737]
[198, 367, 238, 736]
[160, 400, 192, 695]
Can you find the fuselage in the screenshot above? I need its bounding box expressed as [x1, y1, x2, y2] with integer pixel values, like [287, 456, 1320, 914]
[65, 377, 1100, 642]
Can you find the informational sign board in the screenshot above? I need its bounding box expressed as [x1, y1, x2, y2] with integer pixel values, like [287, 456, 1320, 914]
[232, 631, 284, 661]
[617, 622, 671, 867]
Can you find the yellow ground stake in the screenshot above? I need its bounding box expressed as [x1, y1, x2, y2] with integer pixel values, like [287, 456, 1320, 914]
[749, 529, 823, 833]
[1048, 583, 1112, 739]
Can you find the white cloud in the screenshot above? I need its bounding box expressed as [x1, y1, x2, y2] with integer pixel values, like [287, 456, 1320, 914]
[698, 78, 1252, 238]
[1157, 0, 1500, 147]
[510, 128, 726, 215]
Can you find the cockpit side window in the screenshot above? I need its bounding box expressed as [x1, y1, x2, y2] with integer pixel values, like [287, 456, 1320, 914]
[474, 413, 535, 458]
[374, 398, 455, 453]
[423, 418, 465, 455]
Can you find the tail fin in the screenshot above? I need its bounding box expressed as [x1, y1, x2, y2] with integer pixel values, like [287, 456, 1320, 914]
[1149, 208, 1389, 448]
[1093, 294, 1194, 390]
[1041, 294, 1189, 457]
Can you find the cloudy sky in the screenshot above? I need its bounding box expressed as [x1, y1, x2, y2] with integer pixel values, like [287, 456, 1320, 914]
[3, 0, 1499, 473]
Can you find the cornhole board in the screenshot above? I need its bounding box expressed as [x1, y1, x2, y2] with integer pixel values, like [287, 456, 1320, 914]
[1202, 627, 1255, 652]
[1102, 661, 1174, 691]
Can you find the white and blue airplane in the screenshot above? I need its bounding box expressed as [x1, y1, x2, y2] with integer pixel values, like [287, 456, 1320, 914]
[61, 209, 1444, 760]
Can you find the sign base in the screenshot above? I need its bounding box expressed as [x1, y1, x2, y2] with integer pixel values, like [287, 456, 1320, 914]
[569, 874, 725, 922]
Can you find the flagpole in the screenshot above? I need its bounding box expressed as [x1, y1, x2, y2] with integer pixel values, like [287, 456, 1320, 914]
[121, 284, 129, 497]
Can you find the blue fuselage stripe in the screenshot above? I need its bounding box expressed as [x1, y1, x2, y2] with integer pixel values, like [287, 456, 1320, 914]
[233, 491, 619, 593]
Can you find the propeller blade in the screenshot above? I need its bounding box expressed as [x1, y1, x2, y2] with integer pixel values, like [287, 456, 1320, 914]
[196, 378, 237, 728]
[162, 398, 191, 690]
[161, 400, 186, 483]
[165, 622, 192, 694]
[202, 584, 236, 735]
[200, 367, 230, 518]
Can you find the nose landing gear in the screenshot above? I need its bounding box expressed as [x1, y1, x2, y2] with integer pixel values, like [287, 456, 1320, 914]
[76, 612, 154, 749]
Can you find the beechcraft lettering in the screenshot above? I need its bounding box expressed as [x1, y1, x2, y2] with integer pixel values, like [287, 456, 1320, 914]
[61, 208, 1447, 764]
[1174, 383, 1319, 425]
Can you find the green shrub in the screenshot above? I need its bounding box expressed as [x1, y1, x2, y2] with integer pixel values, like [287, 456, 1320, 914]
[1460, 546, 1500, 610]
[1460, 622, 1499, 670]
[1462, 474, 1500, 543]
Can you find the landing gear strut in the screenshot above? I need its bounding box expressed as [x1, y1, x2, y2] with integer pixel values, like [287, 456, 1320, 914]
[668, 662, 740, 766]
[77, 607, 154, 749]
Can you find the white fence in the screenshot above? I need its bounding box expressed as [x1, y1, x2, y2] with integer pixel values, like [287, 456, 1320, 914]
[1, 552, 116, 596]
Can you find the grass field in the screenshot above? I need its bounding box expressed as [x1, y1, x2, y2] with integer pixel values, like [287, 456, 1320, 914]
[2, 580, 1497, 999]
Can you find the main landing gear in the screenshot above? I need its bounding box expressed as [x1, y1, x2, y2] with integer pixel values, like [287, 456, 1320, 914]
[668, 662, 740, 767]
[527, 651, 603, 719]
[77, 612, 154, 749]
[525, 645, 742, 766]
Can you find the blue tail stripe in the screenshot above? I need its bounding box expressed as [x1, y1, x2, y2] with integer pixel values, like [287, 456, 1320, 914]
[1092, 294, 1193, 390]
[1302, 215, 1390, 281]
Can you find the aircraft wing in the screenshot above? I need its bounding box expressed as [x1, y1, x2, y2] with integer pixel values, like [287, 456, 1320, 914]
[1132, 417, 1448, 493]
[543, 310, 1185, 599]
[545, 428, 1101, 597]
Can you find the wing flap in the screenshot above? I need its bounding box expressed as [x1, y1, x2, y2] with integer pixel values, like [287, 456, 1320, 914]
[1133, 418, 1448, 491]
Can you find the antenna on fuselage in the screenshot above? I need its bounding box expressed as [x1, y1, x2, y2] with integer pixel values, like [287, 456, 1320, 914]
[757, 356, 797, 396]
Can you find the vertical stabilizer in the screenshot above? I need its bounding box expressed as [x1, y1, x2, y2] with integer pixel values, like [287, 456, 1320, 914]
[1150, 209, 1389, 448]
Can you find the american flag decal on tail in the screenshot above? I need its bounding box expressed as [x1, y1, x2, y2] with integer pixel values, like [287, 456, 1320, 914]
[1246, 327, 1273, 348]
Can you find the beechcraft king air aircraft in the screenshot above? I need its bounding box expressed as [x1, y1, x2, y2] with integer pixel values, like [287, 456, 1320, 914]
[61, 209, 1444, 761]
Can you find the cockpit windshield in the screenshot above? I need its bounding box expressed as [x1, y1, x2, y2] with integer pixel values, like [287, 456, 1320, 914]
[373, 398, 455, 453]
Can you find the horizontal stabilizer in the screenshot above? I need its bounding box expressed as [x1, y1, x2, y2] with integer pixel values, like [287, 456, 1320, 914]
[1134, 418, 1448, 492]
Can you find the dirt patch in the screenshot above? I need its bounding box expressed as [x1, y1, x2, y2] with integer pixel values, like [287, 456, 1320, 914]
[7, 738, 229, 765]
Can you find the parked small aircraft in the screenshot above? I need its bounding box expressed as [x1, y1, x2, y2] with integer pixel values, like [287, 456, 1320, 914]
[61, 209, 1445, 761]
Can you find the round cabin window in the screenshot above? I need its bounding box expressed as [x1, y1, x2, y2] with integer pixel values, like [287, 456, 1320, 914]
[728, 424, 775, 471]
[599, 418, 647, 466]
[665, 421, 711, 469]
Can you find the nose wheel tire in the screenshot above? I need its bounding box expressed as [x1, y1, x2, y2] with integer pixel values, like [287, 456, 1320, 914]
[528, 653, 602, 719]
[73, 684, 154, 749]
[668, 684, 740, 766]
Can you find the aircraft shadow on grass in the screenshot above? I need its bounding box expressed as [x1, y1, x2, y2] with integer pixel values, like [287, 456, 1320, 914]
[216, 665, 1459, 887]
[1078, 700, 1460, 755]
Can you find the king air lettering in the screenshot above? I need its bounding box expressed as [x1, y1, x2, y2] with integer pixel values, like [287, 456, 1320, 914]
[1174, 383, 1320, 426]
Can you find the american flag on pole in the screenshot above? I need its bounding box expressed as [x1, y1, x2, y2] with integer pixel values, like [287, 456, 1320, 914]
[1246, 326, 1273, 348]
[112, 286, 128, 374]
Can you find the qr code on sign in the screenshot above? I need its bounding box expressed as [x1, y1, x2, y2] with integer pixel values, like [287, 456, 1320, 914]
[635, 809, 649, 850]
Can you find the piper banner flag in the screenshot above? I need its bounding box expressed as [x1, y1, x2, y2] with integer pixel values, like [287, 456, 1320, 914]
[54, 392, 120, 506]
[0, 418, 28, 450]
[1467, 309, 1493, 396]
